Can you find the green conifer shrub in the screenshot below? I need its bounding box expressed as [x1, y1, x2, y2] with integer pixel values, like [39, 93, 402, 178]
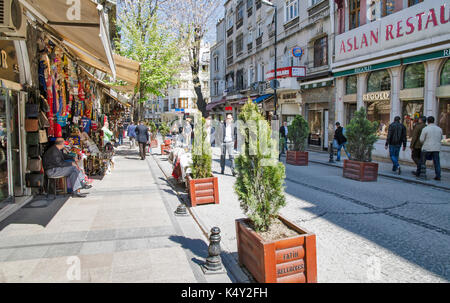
[345, 108, 379, 162]
[287, 115, 309, 152]
[190, 113, 212, 179]
[234, 100, 286, 232]
[158, 122, 170, 139]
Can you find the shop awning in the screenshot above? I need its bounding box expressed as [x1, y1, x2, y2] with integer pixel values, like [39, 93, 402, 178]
[102, 88, 131, 108]
[110, 54, 141, 93]
[206, 98, 226, 111]
[253, 94, 273, 104]
[21, 0, 116, 78]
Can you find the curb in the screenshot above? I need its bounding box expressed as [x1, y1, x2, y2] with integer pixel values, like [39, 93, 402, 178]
[307, 159, 450, 191]
[150, 150, 252, 283]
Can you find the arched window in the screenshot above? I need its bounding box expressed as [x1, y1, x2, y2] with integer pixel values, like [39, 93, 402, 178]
[441, 59, 450, 86]
[403, 63, 425, 89]
[346, 75, 357, 94]
[367, 70, 391, 92]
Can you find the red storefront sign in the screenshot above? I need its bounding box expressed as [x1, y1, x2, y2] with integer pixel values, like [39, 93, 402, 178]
[266, 66, 306, 81]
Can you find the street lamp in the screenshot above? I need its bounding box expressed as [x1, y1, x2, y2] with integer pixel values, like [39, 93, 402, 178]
[261, 0, 278, 121]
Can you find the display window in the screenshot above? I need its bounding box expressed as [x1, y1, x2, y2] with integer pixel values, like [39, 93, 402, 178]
[439, 99, 450, 145]
[366, 100, 391, 138]
[402, 100, 424, 139]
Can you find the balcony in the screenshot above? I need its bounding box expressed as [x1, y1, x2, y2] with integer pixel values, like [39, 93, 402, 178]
[236, 18, 244, 30]
[227, 26, 234, 38]
[256, 36, 262, 48]
[247, 42, 253, 53]
[227, 56, 234, 66]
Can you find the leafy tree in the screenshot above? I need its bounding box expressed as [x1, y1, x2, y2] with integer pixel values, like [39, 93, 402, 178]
[234, 101, 286, 233]
[345, 108, 379, 162]
[158, 122, 171, 138]
[115, 0, 181, 120]
[190, 113, 212, 179]
[148, 121, 158, 140]
[287, 115, 309, 152]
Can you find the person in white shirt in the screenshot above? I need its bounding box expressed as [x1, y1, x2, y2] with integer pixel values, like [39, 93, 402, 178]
[416, 116, 443, 181]
[220, 114, 236, 176]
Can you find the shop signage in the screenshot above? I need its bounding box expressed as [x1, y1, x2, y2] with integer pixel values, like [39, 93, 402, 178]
[363, 91, 391, 101]
[292, 47, 303, 58]
[225, 106, 233, 111]
[266, 66, 306, 81]
[0, 41, 20, 83]
[335, 0, 450, 62]
[280, 92, 297, 104]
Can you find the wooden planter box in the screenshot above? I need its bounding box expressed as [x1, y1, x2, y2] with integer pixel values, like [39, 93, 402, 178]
[236, 216, 317, 283]
[286, 151, 309, 166]
[343, 160, 378, 182]
[188, 176, 219, 207]
[150, 139, 158, 148]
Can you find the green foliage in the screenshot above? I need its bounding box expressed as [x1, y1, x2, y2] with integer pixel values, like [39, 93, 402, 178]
[158, 122, 170, 138]
[115, 6, 181, 97]
[190, 113, 212, 179]
[345, 108, 379, 162]
[234, 100, 286, 233]
[287, 115, 309, 152]
[148, 121, 158, 140]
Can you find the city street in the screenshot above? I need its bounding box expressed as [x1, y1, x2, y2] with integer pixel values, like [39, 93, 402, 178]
[154, 144, 450, 283]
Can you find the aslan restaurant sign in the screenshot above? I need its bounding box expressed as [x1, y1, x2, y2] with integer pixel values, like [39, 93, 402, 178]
[335, 0, 450, 62]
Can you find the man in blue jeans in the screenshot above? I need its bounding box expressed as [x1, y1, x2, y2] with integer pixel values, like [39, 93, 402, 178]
[415, 116, 443, 181]
[385, 116, 407, 175]
[334, 122, 350, 161]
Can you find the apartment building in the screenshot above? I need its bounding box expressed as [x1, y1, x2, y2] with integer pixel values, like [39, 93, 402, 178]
[147, 43, 211, 123]
[333, 0, 450, 168]
[210, 0, 336, 150]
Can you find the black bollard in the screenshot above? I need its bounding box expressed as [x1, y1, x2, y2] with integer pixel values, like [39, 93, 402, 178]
[174, 203, 189, 217]
[329, 142, 335, 163]
[202, 227, 225, 274]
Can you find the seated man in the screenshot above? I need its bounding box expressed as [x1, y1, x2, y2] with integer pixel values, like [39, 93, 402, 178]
[43, 138, 90, 198]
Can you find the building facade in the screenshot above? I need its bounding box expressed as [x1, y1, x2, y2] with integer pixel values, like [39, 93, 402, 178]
[333, 0, 450, 168]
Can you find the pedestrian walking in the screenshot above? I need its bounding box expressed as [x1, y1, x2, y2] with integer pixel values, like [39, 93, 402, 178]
[410, 116, 427, 175]
[220, 113, 237, 176]
[135, 121, 150, 160]
[334, 122, 351, 161]
[117, 123, 124, 146]
[279, 122, 288, 155]
[385, 116, 407, 175]
[127, 122, 137, 149]
[415, 116, 443, 181]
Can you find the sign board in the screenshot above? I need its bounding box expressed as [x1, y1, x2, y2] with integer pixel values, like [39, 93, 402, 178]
[225, 106, 233, 111]
[335, 0, 450, 63]
[266, 66, 306, 81]
[363, 91, 391, 101]
[292, 47, 303, 58]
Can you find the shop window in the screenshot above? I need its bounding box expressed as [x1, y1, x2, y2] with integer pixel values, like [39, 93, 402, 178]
[349, 0, 360, 30]
[439, 99, 450, 144]
[367, 70, 391, 92]
[313, 36, 328, 67]
[345, 103, 357, 126]
[402, 100, 424, 139]
[346, 76, 357, 95]
[441, 59, 450, 86]
[403, 63, 425, 89]
[382, 0, 396, 17]
[308, 110, 322, 146]
[408, 0, 423, 7]
[366, 100, 391, 138]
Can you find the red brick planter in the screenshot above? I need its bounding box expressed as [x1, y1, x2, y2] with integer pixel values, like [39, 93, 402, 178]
[286, 151, 309, 166]
[187, 176, 219, 207]
[343, 159, 378, 182]
[236, 216, 317, 283]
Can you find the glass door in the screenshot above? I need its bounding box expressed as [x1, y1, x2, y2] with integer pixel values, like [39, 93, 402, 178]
[0, 89, 9, 202]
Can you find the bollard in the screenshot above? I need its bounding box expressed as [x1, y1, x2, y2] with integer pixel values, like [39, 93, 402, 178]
[202, 227, 225, 274]
[174, 203, 189, 217]
[329, 142, 335, 163]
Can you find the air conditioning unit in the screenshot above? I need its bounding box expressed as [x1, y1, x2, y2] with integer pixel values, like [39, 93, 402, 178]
[0, 0, 26, 39]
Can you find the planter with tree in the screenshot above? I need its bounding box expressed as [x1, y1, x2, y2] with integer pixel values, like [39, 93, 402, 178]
[234, 101, 317, 283]
[188, 114, 219, 207]
[286, 115, 310, 166]
[159, 122, 171, 155]
[149, 121, 158, 148]
[343, 108, 379, 182]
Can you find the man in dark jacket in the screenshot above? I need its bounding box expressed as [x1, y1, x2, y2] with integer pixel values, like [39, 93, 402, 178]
[410, 116, 427, 174]
[127, 122, 137, 149]
[385, 116, 407, 175]
[334, 122, 351, 161]
[279, 122, 288, 155]
[135, 121, 149, 160]
[43, 138, 88, 198]
[219, 114, 237, 176]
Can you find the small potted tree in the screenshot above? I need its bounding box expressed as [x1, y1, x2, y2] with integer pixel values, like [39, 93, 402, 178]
[159, 122, 171, 155]
[234, 100, 317, 283]
[286, 115, 310, 166]
[343, 108, 379, 182]
[149, 121, 158, 148]
[188, 113, 219, 207]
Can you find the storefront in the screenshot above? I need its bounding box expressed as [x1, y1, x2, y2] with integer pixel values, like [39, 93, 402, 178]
[279, 92, 301, 125]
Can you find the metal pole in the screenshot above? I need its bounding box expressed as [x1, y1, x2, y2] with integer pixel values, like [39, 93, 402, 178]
[273, 6, 278, 120]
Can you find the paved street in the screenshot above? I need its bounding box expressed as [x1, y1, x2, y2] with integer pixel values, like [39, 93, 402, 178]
[0, 144, 232, 283]
[154, 144, 450, 283]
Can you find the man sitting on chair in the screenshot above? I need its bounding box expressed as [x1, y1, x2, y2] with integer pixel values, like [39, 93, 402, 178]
[43, 138, 90, 198]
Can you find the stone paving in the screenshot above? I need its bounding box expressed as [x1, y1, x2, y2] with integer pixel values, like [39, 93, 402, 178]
[153, 142, 450, 283]
[0, 144, 232, 283]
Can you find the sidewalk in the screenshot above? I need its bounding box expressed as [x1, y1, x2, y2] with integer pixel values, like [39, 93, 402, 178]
[0, 143, 231, 283]
[304, 150, 450, 190]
